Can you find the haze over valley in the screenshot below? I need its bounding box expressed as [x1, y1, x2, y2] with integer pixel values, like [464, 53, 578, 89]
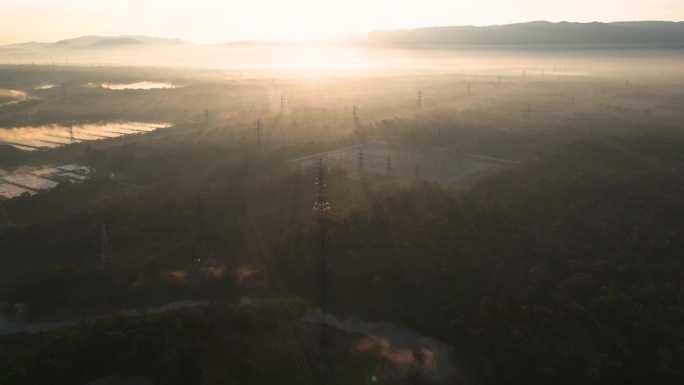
[0, 4, 683, 384]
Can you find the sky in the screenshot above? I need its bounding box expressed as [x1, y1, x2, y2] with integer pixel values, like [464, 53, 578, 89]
[0, 0, 682, 45]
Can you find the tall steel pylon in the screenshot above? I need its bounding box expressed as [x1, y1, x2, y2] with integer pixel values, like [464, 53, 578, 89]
[68, 122, 75, 144]
[313, 158, 331, 217]
[352, 106, 360, 126]
[239, 184, 338, 384]
[312, 158, 331, 347]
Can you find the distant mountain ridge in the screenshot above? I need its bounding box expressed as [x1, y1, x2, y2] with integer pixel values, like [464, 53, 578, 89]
[4, 35, 188, 51]
[87, 38, 144, 48]
[1, 21, 683, 52]
[331, 21, 684, 47]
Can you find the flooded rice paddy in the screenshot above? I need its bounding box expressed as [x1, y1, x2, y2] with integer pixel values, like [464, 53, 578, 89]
[0, 121, 172, 151]
[100, 81, 177, 90]
[0, 164, 93, 199]
[0, 88, 34, 107]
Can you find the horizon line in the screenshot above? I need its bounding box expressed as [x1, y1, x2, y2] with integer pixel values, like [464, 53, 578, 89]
[2, 19, 683, 47]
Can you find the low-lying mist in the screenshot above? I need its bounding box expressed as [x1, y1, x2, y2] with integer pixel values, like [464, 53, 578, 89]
[3, 43, 684, 79]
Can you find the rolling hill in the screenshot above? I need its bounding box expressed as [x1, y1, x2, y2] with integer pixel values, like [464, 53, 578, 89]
[331, 21, 684, 47]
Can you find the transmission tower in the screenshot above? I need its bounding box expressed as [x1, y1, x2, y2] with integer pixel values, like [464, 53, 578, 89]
[281, 95, 285, 110]
[194, 198, 212, 263]
[357, 149, 365, 174]
[415, 163, 420, 179]
[100, 222, 111, 264]
[498, 75, 501, 86]
[313, 159, 332, 217]
[526, 104, 531, 117]
[61, 84, 67, 100]
[68, 122, 75, 144]
[312, 158, 331, 347]
[204, 109, 209, 125]
[238, 183, 336, 383]
[523, 70, 526, 82]
[467, 81, 471, 95]
[255, 119, 262, 148]
[417, 91, 422, 108]
[352, 105, 360, 126]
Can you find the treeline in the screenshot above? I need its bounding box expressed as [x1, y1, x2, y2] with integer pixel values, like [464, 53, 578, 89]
[271, 126, 684, 384]
[0, 306, 297, 385]
[0, 97, 682, 383]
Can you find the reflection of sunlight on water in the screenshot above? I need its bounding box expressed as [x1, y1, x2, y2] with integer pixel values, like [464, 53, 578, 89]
[100, 81, 177, 90]
[0, 182, 35, 198]
[35, 84, 58, 90]
[0, 89, 29, 107]
[0, 122, 172, 151]
[0, 89, 26, 99]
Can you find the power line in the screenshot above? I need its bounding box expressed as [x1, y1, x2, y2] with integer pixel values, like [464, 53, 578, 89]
[240, 196, 337, 385]
[239, 212, 318, 385]
[251, 216, 338, 384]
